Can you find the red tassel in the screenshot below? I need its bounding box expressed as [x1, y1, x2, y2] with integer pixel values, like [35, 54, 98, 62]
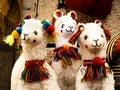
[39, 66, 49, 81]
[85, 65, 93, 81]
[21, 60, 49, 82]
[69, 29, 81, 44]
[82, 57, 107, 82]
[69, 25, 84, 44]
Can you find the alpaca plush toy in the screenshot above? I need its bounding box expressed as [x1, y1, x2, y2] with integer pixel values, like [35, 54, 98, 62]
[4, 16, 60, 90]
[51, 10, 81, 90]
[69, 20, 115, 90]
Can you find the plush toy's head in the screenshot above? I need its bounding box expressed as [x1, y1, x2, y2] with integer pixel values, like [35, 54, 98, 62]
[20, 19, 44, 46]
[69, 20, 111, 53]
[53, 9, 77, 38]
[4, 15, 54, 47]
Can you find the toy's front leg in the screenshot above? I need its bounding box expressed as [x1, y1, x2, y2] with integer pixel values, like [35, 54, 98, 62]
[101, 63, 115, 90]
[101, 73, 115, 90]
[76, 66, 90, 90]
[11, 55, 25, 90]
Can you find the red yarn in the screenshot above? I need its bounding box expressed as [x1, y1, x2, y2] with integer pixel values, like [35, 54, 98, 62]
[46, 25, 55, 35]
[24, 14, 32, 19]
[116, 40, 120, 52]
[93, 57, 103, 67]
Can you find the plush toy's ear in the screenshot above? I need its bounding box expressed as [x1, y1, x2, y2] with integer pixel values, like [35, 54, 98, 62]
[24, 14, 32, 19]
[67, 11, 77, 20]
[53, 9, 63, 19]
[94, 20, 102, 26]
[95, 20, 111, 41]
[69, 23, 84, 44]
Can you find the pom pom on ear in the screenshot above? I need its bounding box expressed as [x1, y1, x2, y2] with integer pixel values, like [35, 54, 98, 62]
[3, 30, 19, 46]
[16, 27, 22, 34]
[42, 20, 55, 35]
[19, 21, 25, 27]
[116, 40, 120, 52]
[42, 20, 50, 29]
[46, 25, 55, 35]
[12, 30, 19, 39]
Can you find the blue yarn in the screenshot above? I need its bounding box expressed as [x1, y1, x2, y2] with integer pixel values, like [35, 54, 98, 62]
[16, 27, 22, 34]
[43, 21, 50, 29]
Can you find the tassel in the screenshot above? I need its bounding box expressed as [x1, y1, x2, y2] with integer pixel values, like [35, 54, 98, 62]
[82, 58, 107, 82]
[39, 66, 49, 81]
[3, 35, 14, 46]
[82, 65, 93, 81]
[62, 54, 72, 66]
[54, 46, 80, 66]
[69, 29, 81, 44]
[3, 30, 19, 46]
[69, 47, 81, 59]
[21, 60, 49, 82]
[69, 25, 84, 44]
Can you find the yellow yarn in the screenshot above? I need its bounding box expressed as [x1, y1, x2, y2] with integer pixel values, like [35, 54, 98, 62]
[3, 30, 19, 46]
[47, 31, 56, 42]
[4, 35, 14, 46]
[12, 30, 19, 39]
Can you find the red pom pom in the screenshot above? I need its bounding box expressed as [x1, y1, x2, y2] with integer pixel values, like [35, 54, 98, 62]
[46, 25, 55, 35]
[116, 39, 120, 52]
[93, 57, 103, 67]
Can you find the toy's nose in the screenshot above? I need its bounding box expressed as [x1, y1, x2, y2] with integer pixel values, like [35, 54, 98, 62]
[23, 33, 29, 41]
[92, 39, 101, 47]
[66, 26, 74, 33]
[93, 39, 99, 43]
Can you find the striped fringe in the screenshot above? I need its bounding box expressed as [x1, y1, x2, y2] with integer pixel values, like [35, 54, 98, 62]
[21, 60, 49, 83]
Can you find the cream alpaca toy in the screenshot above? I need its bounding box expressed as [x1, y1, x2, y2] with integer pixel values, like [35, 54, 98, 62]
[4, 16, 60, 90]
[51, 10, 81, 90]
[69, 20, 115, 90]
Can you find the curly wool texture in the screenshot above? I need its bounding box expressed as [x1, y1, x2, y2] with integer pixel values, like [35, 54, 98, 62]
[10, 18, 60, 90]
[76, 20, 115, 90]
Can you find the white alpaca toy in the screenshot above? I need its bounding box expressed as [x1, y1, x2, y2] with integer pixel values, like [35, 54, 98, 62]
[69, 20, 115, 90]
[51, 10, 81, 90]
[4, 16, 60, 90]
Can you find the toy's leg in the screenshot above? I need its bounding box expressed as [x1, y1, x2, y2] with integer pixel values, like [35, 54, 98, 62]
[76, 66, 90, 90]
[76, 81, 91, 90]
[101, 72, 115, 90]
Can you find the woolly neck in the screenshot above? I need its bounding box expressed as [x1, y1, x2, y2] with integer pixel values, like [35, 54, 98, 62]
[21, 42, 47, 61]
[56, 35, 76, 48]
[78, 44, 107, 60]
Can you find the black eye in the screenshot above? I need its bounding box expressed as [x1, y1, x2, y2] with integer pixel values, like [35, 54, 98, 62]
[61, 24, 65, 28]
[84, 35, 88, 40]
[33, 30, 38, 35]
[101, 34, 104, 38]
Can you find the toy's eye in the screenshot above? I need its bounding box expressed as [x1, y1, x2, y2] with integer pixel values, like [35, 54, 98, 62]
[84, 35, 88, 40]
[61, 24, 65, 28]
[33, 30, 38, 35]
[101, 34, 104, 38]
